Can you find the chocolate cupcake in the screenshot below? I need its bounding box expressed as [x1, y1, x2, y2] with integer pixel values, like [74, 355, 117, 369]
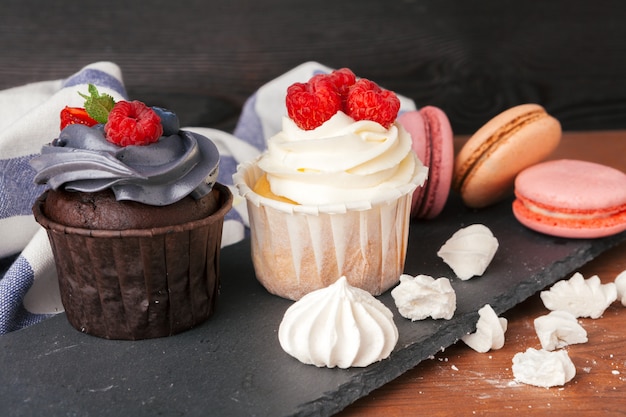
[30, 86, 232, 340]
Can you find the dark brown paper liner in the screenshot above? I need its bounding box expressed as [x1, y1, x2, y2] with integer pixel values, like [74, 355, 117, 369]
[32, 183, 233, 340]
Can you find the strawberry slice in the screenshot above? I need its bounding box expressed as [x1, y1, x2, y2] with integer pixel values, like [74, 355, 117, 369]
[60, 106, 99, 130]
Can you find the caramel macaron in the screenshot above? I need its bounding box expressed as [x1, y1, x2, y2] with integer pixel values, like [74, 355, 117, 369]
[453, 104, 562, 208]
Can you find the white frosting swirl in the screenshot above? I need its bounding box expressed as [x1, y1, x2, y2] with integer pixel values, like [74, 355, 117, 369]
[257, 112, 425, 205]
[278, 276, 398, 368]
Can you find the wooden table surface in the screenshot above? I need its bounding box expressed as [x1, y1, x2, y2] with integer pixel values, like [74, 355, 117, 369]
[340, 130, 626, 417]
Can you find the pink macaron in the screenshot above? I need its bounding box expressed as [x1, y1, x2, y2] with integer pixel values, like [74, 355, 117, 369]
[398, 106, 454, 219]
[513, 159, 626, 238]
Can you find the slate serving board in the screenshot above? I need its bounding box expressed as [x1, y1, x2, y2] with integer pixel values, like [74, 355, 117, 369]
[2, 193, 625, 417]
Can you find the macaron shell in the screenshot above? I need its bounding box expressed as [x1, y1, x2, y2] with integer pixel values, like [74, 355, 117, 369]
[454, 104, 546, 180]
[453, 104, 561, 208]
[417, 106, 454, 218]
[513, 199, 626, 238]
[398, 110, 429, 172]
[397, 110, 428, 215]
[398, 107, 454, 219]
[515, 159, 626, 210]
[512, 159, 626, 238]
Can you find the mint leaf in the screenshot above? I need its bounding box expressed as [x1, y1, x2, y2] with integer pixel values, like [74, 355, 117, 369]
[79, 84, 116, 124]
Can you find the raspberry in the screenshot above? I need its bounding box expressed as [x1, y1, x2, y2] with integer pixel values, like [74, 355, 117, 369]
[310, 68, 356, 97]
[286, 78, 342, 130]
[60, 106, 98, 130]
[345, 79, 400, 128]
[104, 100, 163, 146]
[286, 69, 400, 130]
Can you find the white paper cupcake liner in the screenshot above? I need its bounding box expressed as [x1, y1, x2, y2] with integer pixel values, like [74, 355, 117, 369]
[233, 159, 426, 300]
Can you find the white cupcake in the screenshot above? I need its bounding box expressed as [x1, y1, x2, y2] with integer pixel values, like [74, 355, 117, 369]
[233, 69, 427, 300]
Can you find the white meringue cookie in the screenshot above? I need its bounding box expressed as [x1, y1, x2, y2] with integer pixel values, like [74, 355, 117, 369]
[533, 310, 588, 351]
[461, 304, 507, 353]
[278, 276, 398, 368]
[391, 274, 456, 320]
[437, 224, 499, 280]
[512, 348, 576, 388]
[540, 272, 617, 318]
[615, 270, 626, 307]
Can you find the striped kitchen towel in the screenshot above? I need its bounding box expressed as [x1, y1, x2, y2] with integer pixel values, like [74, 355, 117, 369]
[0, 62, 129, 333]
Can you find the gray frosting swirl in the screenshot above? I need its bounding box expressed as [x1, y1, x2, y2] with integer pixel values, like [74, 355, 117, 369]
[30, 124, 219, 206]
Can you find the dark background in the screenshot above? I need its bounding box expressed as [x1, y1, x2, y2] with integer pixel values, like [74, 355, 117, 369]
[2, 0, 626, 134]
